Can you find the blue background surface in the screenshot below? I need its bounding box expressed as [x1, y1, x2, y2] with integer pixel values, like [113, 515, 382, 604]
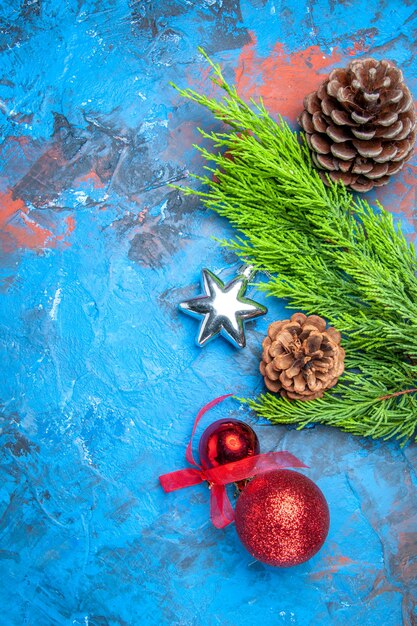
[1, 1, 417, 624]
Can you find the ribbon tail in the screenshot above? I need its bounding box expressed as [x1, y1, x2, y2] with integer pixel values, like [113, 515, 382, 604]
[159, 468, 204, 492]
[210, 484, 235, 529]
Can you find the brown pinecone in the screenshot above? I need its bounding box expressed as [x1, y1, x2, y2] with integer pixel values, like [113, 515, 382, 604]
[299, 58, 416, 193]
[260, 313, 345, 401]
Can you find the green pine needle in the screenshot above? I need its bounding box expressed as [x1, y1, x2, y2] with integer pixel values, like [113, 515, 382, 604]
[174, 49, 417, 444]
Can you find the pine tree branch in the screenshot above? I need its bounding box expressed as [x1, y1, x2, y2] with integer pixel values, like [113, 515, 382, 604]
[172, 51, 417, 444]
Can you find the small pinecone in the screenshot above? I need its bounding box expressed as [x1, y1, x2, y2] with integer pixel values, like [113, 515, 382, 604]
[299, 58, 417, 193]
[260, 313, 345, 401]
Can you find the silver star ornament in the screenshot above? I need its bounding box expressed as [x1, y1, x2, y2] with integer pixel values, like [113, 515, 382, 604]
[179, 267, 267, 348]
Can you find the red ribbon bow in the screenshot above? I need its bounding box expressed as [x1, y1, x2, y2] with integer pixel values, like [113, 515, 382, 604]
[159, 394, 307, 529]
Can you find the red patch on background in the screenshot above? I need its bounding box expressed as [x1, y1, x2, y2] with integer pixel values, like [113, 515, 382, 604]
[234, 39, 343, 121]
[75, 169, 106, 189]
[0, 190, 75, 253]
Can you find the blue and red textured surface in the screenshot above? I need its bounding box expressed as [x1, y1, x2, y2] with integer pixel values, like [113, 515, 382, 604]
[1, 1, 417, 624]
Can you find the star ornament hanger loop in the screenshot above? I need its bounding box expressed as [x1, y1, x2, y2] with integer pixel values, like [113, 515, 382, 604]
[179, 267, 267, 348]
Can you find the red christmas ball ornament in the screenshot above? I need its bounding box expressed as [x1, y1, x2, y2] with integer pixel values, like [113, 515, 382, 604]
[235, 470, 330, 567]
[198, 419, 260, 469]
